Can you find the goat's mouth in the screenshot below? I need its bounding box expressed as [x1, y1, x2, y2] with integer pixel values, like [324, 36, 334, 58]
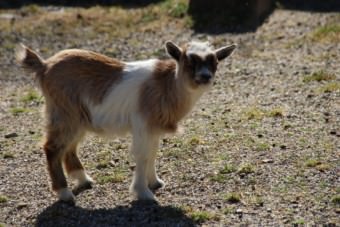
[194, 78, 212, 85]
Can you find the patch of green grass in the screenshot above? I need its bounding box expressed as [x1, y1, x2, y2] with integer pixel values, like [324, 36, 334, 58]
[210, 173, 229, 183]
[222, 207, 235, 214]
[224, 192, 241, 203]
[190, 210, 216, 223]
[163, 0, 188, 18]
[21, 4, 43, 15]
[331, 195, 340, 205]
[10, 107, 30, 115]
[21, 89, 40, 103]
[210, 163, 236, 183]
[0, 195, 8, 203]
[267, 107, 285, 118]
[188, 136, 200, 146]
[96, 172, 125, 185]
[312, 23, 340, 43]
[96, 161, 110, 169]
[305, 159, 331, 172]
[220, 163, 236, 174]
[141, 8, 159, 23]
[292, 218, 305, 225]
[243, 106, 285, 120]
[2, 1, 192, 43]
[318, 82, 340, 93]
[303, 70, 336, 83]
[252, 196, 264, 207]
[254, 142, 271, 152]
[244, 107, 265, 120]
[315, 164, 331, 172]
[249, 122, 260, 129]
[305, 159, 322, 168]
[238, 163, 255, 175]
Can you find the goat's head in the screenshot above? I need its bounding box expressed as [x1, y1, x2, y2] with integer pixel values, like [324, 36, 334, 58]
[165, 40, 236, 90]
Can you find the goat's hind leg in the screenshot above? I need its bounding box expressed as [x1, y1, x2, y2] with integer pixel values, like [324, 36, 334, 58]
[63, 143, 93, 196]
[44, 129, 75, 204]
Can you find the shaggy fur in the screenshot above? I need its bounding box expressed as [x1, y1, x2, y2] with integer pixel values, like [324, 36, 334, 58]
[15, 41, 236, 203]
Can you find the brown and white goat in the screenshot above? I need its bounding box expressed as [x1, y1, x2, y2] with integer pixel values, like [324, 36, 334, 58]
[15, 41, 236, 203]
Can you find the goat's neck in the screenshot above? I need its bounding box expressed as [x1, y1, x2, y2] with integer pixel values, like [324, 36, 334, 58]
[175, 69, 205, 107]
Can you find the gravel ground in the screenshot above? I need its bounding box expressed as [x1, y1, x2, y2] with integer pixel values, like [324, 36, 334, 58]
[0, 4, 339, 227]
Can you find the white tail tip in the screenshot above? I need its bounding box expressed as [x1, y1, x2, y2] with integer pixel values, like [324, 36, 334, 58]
[15, 43, 27, 63]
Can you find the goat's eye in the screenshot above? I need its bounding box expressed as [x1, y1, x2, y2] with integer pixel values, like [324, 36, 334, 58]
[206, 55, 218, 72]
[206, 55, 217, 66]
[189, 56, 196, 66]
[189, 54, 201, 66]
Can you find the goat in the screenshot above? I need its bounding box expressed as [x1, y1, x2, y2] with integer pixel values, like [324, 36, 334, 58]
[15, 41, 236, 203]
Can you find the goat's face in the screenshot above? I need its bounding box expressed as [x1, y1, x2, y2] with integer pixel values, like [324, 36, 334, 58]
[165, 41, 236, 90]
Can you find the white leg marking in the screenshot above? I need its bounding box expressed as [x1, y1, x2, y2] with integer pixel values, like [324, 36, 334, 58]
[146, 138, 165, 190]
[57, 188, 75, 202]
[69, 169, 94, 186]
[129, 122, 159, 201]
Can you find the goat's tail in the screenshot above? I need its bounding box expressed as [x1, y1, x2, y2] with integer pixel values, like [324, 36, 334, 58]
[15, 43, 46, 75]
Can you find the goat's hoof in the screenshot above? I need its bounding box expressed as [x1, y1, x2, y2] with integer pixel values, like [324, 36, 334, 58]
[134, 188, 157, 201]
[57, 188, 75, 205]
[149, 179, 165, 191]
[72, 180, 93, 196]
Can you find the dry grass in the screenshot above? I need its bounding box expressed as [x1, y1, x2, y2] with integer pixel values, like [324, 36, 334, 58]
[312, 23, 340, 43]
[303, 70, 336, 83]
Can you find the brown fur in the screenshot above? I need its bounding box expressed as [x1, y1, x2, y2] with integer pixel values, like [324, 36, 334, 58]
[63, 144, 84, 174]
[139, 60, 191, 132]
[18, 46, 125, 192]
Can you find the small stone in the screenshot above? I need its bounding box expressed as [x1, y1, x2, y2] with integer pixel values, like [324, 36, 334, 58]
[236, 208, 243, 214]
[257, 134, 263, 138]
[109, 161, 116, 167]
[17, 203, 28, 209]
[129, 165, 136, 171]
[330, 130, 336, 135]
[306, 94, 314, 99]
[323, 112, 330, 116]
[4, 132, 18, 138]
[280, 145, 287, 150]
[266, 208, 272, 212]
[261, 159, 274, 163]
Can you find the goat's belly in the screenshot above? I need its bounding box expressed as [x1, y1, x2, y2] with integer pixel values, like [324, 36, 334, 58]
[90, 111, 132, 137]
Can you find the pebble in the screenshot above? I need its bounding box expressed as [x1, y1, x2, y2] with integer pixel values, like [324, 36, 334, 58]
[17, 203, 28, 209]
[4, 132, 18, 138]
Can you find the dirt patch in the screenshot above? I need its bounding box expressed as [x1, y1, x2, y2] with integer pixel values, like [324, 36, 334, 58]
[0, 2, 339, 226]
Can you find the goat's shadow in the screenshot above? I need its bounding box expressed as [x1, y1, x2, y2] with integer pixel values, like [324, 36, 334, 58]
[36, 200, 196, 227]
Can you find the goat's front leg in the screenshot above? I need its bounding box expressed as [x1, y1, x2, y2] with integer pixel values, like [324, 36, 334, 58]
[130, 132, 159, 201]
[146, 138, 165, 191]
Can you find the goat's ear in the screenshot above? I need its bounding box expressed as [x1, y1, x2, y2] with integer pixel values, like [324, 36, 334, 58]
[215, 44, 237, 61]
[165, 41, 182, 61]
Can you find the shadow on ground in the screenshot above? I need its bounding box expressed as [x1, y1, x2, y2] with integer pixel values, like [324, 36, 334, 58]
[188, 0, 340, 34]
[279, 0, 340, 12]
[0, 0, 163, 9]
[36, 200, 196, 227]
